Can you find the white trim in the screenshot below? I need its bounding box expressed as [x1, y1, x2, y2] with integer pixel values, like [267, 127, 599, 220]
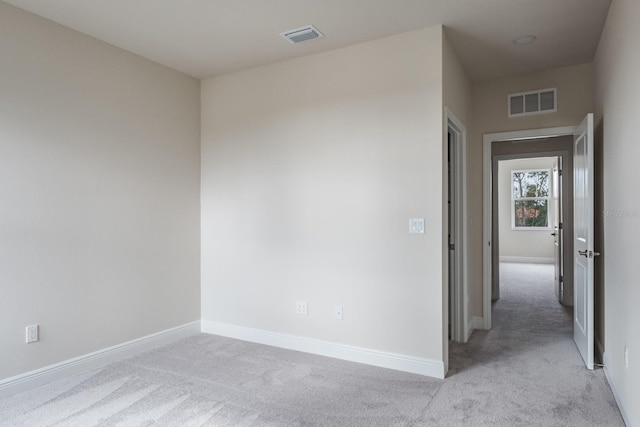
[466, 316, 484, 340]
[472, 316, 485, 330]
[202, 320, 445, 379]
[603, 352, 632, 427]
[0, 321, 201, 398]
[483, 126, 577, 330]
[499, 256, 554, 264]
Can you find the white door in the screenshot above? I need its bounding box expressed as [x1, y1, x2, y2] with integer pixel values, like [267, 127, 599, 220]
[573, 113, 596, 370]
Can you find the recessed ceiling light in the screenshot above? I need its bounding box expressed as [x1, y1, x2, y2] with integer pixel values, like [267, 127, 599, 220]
[513, 35, 537, 45]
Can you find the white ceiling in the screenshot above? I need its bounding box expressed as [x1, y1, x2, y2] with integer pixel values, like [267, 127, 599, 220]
[2, 0, 612, 81]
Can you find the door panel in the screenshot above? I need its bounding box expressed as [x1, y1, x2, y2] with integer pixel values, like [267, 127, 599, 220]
[573, 113, 595, 370]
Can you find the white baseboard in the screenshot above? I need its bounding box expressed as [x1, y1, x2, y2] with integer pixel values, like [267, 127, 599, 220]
[499, 256, 554, 264]
[602, 352, 632, 427]
[201, 320, 445, 379]
[473, 317, 484, 329]
[465, 316, 484, 341]
[0, 321, 201, 398]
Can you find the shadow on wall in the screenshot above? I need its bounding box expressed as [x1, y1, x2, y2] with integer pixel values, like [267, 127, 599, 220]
[594, 118, 605, 363]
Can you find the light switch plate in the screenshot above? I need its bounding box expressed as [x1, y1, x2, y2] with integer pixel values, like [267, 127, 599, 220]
[409, 218, 425, 234]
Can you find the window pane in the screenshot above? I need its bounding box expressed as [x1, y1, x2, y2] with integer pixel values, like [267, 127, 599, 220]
[512, 170, 549, 198]
[512, 172, 523, 197]
[514, 199, 549, 227]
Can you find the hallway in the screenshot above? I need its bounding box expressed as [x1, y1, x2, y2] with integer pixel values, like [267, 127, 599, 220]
[428, 263, 623, 425]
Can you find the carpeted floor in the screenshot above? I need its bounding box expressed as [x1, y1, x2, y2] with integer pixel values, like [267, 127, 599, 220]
[425, 263, 623, 426]
[0, 263, 624, 426]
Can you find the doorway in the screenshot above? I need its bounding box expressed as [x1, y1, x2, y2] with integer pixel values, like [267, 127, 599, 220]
[496, 157, 559, 297]
[482, 127, 577, 329]
[445, 109, 468, 345]
[491, 143, 574, 307]
[481, 116, 597, 370]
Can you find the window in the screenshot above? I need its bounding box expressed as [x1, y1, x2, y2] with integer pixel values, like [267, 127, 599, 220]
[511, 169, 551, 229]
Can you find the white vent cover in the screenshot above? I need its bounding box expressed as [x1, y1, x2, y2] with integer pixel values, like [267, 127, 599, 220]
[281, 25, 323, 44]
[508, 88, 557, 117]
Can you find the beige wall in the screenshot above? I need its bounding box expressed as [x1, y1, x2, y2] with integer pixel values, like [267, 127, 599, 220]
[498, 158, 556, 260]
[443, 33, 472, 127]
[594, 0, 640, 424]
[0, 3, 201, 380]
[201, 27, 446, 367]
[469, 63, 594, 316]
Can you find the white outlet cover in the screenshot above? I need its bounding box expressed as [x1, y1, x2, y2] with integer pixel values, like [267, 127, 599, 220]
[334, 305, 343, 320]
[296, 301, 308, 315]
[409, 218, 425, 234]
[26, 324, 39, 343]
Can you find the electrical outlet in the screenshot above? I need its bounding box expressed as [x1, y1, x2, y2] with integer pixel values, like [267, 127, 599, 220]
[409, 218, 425, 234]
[334, 305, 343, 320]
[26, 324, 39, 344]
[624, 347, 629, 368]
[296, 301, 308, 316]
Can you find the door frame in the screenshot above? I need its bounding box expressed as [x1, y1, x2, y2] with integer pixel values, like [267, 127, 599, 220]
[445, 108, 468, 343]
[490, 150, 572, 303]
[482, 126, 576, 329]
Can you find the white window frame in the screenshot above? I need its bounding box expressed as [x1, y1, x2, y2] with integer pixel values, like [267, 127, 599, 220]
[511, 168, 552, 230]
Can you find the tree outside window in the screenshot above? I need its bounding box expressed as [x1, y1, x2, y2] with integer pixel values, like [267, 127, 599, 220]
[511, 169, 551, 229]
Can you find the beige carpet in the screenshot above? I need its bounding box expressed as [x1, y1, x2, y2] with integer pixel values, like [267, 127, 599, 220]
[0, 263, 624, 426]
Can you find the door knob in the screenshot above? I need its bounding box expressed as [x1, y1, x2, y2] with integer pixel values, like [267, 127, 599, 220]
[578, 250, 601, 258]
[550, 232, 557, 236]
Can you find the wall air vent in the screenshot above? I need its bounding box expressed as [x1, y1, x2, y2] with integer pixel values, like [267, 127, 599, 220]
[281, 25, 323, 44]
[508, 88, 557, 117]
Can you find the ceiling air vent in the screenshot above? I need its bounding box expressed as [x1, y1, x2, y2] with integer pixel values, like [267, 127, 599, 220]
[508, 88, 557, 117]
[281, 25, 323, 44]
